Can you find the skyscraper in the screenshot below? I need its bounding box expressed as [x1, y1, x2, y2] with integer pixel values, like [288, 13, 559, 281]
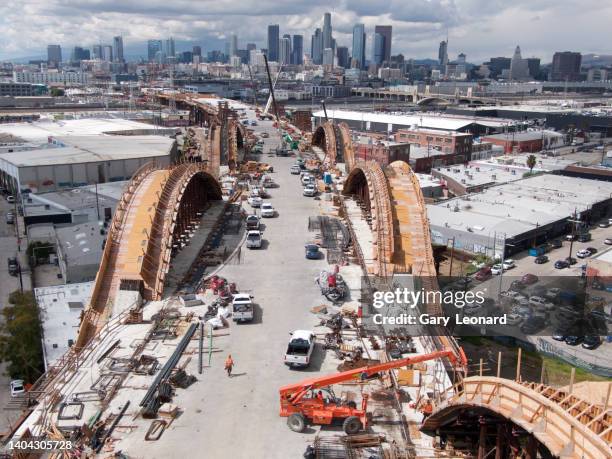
[322, 48, 334, 67]
[374, 25, 392, 63]
[47, 45, 62, 67]
[113, 36, 124, 62]
[336, 46, 349, 69]
[92, 45, 103, 60]
[351, 24, 366, 69]
[193, 46, 202, 57]
[373, 33, 385, 66]
[71, 47, 90, 64]
[292, 35, 303, 65]
[311, 28, 323, 65]
[230, 34, 238, 57]
[148, 40, 162, 62]
[165, 38, 175, 57]
[246, 43, 256, 52]
[267, 24, 280, 61]
[526, 58, 541, 79]
[279, 37, 291, 65]
[102, 45, 113, 62]
[322, 12, 333, 50]
[438, 40, 448, 67]
[510, 46, 529, 80]
[551, 51, 582, 81]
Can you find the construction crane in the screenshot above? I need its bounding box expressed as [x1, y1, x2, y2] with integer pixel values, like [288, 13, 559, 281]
[279, 347, 467, 434]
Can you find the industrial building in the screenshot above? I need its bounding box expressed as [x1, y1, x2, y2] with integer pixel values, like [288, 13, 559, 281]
[481, 130, 564, 154]
[312, 109, 523, 136]
[432, 153, 578, 195]
[395, 128, 473, 155]
[427, 174, 612, 256]
[0, 118, 177, 193]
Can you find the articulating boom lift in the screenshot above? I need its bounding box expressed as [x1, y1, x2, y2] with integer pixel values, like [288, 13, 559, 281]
[279, 347, 467, 434]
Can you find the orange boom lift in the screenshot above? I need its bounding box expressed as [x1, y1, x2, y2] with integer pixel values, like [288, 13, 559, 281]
[279, 347, 467, 434]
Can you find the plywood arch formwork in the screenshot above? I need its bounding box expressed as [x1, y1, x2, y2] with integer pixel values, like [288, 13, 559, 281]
[423, 376, 612, 459]
[343, 161, 395, 277]
[75, 162, 222, 350]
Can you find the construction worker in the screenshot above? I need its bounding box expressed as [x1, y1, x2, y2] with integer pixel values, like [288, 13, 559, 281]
[421, 400, 433, 420]
[225, 354, 234, 377]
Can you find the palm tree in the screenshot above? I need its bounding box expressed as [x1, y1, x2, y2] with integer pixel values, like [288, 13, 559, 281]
[526, 154, 536, 174]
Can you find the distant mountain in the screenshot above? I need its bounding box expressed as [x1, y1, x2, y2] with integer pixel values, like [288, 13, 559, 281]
[412, 58, 439, 66]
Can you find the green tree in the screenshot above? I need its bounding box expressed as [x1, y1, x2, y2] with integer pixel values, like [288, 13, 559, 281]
[0, 291, 44, 383]
[50, 87, 65, 97]
[526, 154, 537, 174]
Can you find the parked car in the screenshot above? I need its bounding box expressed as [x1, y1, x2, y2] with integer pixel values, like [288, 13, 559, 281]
[284, 330, 316, 368]
[550, 239, 563, 248]
[565, 257, 577, 265]
[290, 165, 301, 175]
[6, 195, 15, 204]
[7, 257, 18, 276]
[300, 174, 314, 185]
[576, 249, 592, 258]
[605, 238, 612, 245]
[566, 234, 577, 241]
[246, 215, 260, 230]
[506, 313, 523, 326]
[491, 264, 504, 275]
[577, 233, 591, 243]
[522, 273, 539, 285]
[599, 221, 610, 228]
[305, 244, 321, 259]
[6, 211, 14, 224]
[463, 303, 484, 316]
[10, 379, 24, 397]
[545, 288, 561, 300]
[502, 259, 515, 270]
[554, 259, 569, 269]
[303, 184, 317, 197]
[248, 196, 263, 207]
[260, 202, 275, 218]
[582, 335, 601, 350]
[534, 255, 548, 264]
[564, 335, 583, 346]
[246, 230, 263, 249]
[474, 267, 492, 281]
[232, 293, 254, 323]
[510, 280, 526, 291]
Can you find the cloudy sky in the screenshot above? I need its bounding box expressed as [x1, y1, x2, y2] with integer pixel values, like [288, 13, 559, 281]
[1, 0, 610, 62]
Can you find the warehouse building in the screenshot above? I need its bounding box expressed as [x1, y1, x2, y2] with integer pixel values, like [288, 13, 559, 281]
[427, 174, 612, 257]
[312, 109, 526, 136]
[0, 118, 177, 193]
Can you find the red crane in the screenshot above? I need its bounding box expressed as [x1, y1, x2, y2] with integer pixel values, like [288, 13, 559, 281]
[279, 347, 467, 434]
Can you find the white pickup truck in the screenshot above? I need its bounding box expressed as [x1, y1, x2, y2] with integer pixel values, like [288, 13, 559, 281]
[284, 330, 316, 368]
[232, 293, 254, 323]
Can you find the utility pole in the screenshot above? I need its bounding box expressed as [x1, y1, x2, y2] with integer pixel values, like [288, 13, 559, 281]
[497, 233, 507, 299]
[568, 209, 580, 263]
[448, 237, 455, 276]
[95, 182, 101, 221]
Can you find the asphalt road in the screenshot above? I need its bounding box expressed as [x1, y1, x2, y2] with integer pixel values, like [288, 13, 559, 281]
[138, 109, 341, 459]
[0, 196, 31, 434]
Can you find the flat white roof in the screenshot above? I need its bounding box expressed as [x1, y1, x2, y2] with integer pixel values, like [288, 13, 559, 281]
[428, 174, 612, 238]
[0, 135, 174, 167]
[34, 282, 93, 367]
[0, 118, 161, 140]
[312, 109, 513, 131]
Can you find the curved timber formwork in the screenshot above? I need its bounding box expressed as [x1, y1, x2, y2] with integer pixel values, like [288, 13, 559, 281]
[338, 122, 356, 171]
[228, 118, 246, 170]
[312, 121, 339, 165]
[343, 162, 394, 276]
[424, 376, 612, 459]
[75, 162, 222, 350]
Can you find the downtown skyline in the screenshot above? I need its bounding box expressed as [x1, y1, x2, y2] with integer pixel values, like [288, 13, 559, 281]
[1, 1, 611, 63]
